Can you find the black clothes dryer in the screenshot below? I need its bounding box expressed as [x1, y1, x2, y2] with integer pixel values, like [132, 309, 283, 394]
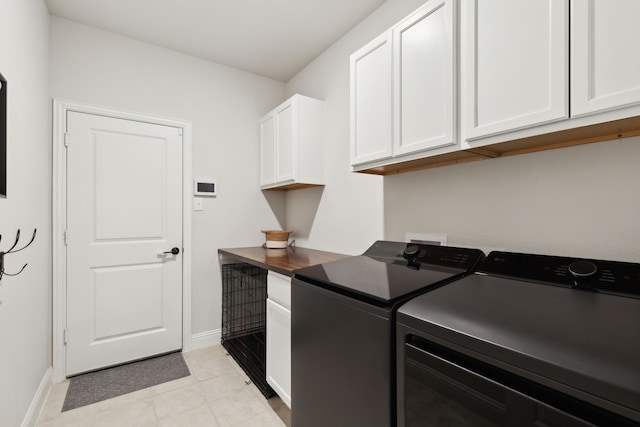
[397, 251, 640, 426]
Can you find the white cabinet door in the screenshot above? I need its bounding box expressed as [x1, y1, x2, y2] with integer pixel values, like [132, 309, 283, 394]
[260, 113, 276, 186]
[393, 0, 456, 156]
[350, 32, 393, 166]
[571, 0, 640, 117]
[461, 0, 568, 141]
[267, 271, 291, 307]
[266, 298, 291, 408]
[275, 100, 295, 184]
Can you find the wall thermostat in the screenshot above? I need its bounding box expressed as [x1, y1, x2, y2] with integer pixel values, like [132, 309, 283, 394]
[194, 179, 217, 196]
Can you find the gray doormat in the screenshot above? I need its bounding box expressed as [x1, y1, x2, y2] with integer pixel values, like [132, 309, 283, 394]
[62, 351, 190, 411]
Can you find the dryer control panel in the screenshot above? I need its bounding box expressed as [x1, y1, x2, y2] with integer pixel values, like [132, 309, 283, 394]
[480, 251, 640, 298]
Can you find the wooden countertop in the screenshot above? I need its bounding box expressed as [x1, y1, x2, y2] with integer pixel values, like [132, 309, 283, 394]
[218, 246, 350, 277]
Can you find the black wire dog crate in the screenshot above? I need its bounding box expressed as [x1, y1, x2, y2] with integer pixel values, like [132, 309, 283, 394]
[221, 263, 275, 398]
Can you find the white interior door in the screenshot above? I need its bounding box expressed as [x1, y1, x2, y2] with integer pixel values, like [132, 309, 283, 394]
[65, 111, 183, 376]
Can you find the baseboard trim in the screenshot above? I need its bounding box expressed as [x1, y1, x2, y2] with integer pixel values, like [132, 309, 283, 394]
[22, 367, 52, 427]
[189, 329, 221, 351]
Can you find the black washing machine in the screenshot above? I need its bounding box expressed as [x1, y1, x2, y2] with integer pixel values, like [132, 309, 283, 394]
[397, 251, 640, 426]
[291, 241, 485, 427]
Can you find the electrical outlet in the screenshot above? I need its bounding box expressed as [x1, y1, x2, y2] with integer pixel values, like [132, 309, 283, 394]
[406, 232, 448, 246]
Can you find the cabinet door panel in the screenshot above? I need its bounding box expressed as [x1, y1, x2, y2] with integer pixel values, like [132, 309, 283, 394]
[275, 101, 295, 183]
[266, 298, 291, 408]
[462, 0, 568, 140]
[571, 0, 640, 116]
[394, 0, 455, 155]
[260, 114, 275, 185]
[350, 32, 393, 165]
[268, 271, 290, 308]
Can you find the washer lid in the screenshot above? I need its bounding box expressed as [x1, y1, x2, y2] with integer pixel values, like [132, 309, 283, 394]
[293, 241, 484, 304]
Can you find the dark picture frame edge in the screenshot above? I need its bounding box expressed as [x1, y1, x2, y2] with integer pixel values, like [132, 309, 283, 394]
[0, 71, 6, 198]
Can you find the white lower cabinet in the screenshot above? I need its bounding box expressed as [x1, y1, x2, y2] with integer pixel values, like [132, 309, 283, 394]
[266, 272, 291, 408]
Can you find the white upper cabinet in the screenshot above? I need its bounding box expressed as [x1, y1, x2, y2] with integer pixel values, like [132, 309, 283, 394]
[571, 0, 640, 117]
[394, 0, 456, 156]
[350, 0, 456, 169]
[260, 94, 324, 190]
[461, 0, 569, 141]
[350, 0, 640, 175]
[260, 114, 276, 185]
[275, 101, 294, 183]
[350, 32, 393, 166]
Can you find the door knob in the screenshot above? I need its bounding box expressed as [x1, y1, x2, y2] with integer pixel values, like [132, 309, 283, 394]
[163, 247, 180, 255]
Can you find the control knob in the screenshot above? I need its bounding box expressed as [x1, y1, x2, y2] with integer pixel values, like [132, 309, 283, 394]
[403, 245, 421, 270]
[403, 245, 420, 259]
[568, 260, 597, 289]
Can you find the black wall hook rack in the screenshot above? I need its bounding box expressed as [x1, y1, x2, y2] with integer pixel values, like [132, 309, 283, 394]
[0, 229, 37, 280]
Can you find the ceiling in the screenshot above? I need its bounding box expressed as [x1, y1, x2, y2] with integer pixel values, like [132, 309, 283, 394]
[45, 0, 387, 82]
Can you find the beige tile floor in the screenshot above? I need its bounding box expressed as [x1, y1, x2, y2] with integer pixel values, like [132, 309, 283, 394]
[36, 345, 289, 427]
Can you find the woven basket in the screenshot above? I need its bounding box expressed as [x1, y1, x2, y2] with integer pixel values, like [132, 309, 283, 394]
[261, 230, 293, 248]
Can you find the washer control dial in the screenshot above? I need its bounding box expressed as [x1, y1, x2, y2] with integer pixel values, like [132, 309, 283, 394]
[568, 260, 598, 278]
[403, 245, 421, 259]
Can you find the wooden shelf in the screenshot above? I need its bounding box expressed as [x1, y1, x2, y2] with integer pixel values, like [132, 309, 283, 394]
[356, 150, 487, 176]
[261, 183, 324, 191]
[218, 246, 349, 277]
[357, 115, 640, 176]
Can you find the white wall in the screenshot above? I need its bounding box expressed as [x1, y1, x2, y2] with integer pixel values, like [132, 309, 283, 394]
[284, 0, 426, 255]
[286, 0, 640, 263]
[0, 1, 52, 426]
[50, 17, 286, 336]
[385, 137, 640, 262]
